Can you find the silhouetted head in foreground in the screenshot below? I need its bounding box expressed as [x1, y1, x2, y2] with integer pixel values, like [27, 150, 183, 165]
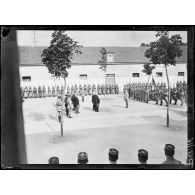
[48, 157, 59, 164]
[138, 149, 148, 164]
[109, 148, 119, 164]
[77, 152, 88, 164]
[164, 144, 175, 157]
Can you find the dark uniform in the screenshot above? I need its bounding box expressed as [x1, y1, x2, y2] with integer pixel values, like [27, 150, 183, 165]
[92, 94, 100, 112]
[109, 148, 119, 164]
[77, 152, 88, 164]
[162, 144, 182, 164]
[101, 84, 105, 95]
[71, 94, 80, 114]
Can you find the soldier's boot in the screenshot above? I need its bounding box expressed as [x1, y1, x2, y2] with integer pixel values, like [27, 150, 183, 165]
[160, 99, 163, 106]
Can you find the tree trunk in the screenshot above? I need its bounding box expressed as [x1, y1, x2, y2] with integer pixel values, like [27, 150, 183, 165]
[104, 69, 106, 98]
[165, 66, 170, 127]
[147, 75, 151, 102]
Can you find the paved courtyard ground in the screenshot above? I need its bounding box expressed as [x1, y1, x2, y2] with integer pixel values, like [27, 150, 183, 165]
[22, 94, 187, 164]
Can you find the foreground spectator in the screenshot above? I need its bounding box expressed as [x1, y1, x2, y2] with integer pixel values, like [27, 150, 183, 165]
[138, 149, 148, 164]
[109, 148, 119, 164]
[162, 144, 182, 164]
[92, 92, 100, 112]
[77, 152, 88, 164]
[48, 157, 59, 164]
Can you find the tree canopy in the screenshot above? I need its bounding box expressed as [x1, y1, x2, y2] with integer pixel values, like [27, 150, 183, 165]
[98, 47, 107, 71]
[142, 63, 155, 76]
[145, 31, 183, 66]
[41, 30, 82, 78]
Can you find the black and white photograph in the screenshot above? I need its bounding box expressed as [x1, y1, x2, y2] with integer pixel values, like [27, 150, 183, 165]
[1, 26, 194, 169]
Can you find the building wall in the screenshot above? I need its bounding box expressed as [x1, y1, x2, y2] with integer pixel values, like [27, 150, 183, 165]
[19, 63, 187, 91]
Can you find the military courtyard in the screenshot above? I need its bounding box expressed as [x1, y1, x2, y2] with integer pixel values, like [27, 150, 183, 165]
[23, 94, 187, 164]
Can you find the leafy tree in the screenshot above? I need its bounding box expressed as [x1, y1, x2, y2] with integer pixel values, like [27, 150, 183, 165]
[145, 31, 183, 127]
[142, 63, 155, 101]
[98, 47, 107, 97]
[41, 30, 82, 136]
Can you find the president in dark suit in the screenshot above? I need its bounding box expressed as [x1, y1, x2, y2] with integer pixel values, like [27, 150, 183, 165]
[92, 92, 100, 112]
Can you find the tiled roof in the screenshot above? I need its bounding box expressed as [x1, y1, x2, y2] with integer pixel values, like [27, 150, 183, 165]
[19, 46, 187, 66]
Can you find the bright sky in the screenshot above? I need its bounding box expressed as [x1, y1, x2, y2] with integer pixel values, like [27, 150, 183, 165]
[17, 30, 187, 47]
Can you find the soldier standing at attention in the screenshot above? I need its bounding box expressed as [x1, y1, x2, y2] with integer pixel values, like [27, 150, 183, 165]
[124, 89, 129, 108]
[109, 148, 119, 164]
[48, 86, 52, 97]
[28, 86, 33, 98]
[162, 144, 182, 164]
[138, 149, 148, 164]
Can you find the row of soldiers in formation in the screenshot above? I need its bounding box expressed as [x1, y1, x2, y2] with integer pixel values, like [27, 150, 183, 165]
[124, 81, 187, 106]
[48, 144, 183, 165]
[21, 84, 120, 98]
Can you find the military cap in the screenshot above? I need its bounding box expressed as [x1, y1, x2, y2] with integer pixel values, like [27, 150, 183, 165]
[138, 149, 148, 162]
[77, 152, 88, 164]
[48, 156, 59, 164]
[109, 148, 119, 162]
[164, 144, 175, 156]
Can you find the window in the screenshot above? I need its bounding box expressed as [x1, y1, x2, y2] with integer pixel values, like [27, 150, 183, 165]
[178, 72, 184, 76]
[79, 74, 87, 79]
[132, 73, 139, 77]
[22, 76, 31, 82]
[156, 72, 163, 77]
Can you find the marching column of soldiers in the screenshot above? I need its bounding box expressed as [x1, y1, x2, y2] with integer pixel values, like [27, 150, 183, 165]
[124, 81, 187, 106]
[20, 84, 120, 99]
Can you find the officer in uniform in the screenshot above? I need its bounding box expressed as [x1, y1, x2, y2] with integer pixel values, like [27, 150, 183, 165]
[170, 87, 177, 105]
[71, 93, 80, 114]
[28, 86, 33, 98]
[105, 84, 109, 95]
[42, 86, 47, 97]
[24, 86, 28, 98]
[52, 86, 56, 97]
[64, 93, 73, 118]
[109, 84, 112, 94]
[48, 157, 59, 164]
[77, 152, 88, 164]
[162, 144, 182, 164]
[48, 86, 52, 97]
[109, 148, 119, 164]
[138, 149, 148, 164]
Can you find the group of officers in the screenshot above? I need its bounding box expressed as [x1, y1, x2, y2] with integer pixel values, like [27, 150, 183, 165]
[48, 143, 183, 165]
[21, 83, 120, 99]
[123, 81, 187, 106]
